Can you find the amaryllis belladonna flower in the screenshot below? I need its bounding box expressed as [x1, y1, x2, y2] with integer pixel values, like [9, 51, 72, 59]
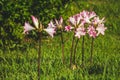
[44, 28, 56, 38]
[75, 27, 86, 38]
[92, 17, 105, 25]
[87, 25, 97, 38]
[48, 21, 56, 28]
[45, 21, 57, 37]
[23, 22, 35, 34]
[54, 17, 64, 29]
[69, 14, 82, 27]
[65, 26, 74, 32]
[96, 24, 107, 36]
[31, 15, 39, 28]
[80, 10, 96, 24]
[23, 15, 39, 34]
[55, 17, 63, 26]
[23, 15, 56, 38]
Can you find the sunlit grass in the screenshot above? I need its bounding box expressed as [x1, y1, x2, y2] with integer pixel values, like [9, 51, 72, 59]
[0, 32, 120, 79]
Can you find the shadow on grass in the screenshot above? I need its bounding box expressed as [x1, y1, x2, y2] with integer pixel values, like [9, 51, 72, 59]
[88, 63, 104, 75]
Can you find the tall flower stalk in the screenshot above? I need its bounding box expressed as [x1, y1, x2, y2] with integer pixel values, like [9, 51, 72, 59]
[66, 10, 107, 68]
[22, 10, 107, 73]
[70, 31, 75, 67]
[73, 38, 79, 64]
[68, 13, 86, 67]
[90, 37, 94, 64]
[58, 17, 65, 64]
[60, 29, 65, 64]
[23, 15, 55, 80]
[49, 17, 65, 64]
[87, 16, 107, 64]
[81, 36, 85, 67]
[65, 25, 74, 66]
[38, 32, 42, 80]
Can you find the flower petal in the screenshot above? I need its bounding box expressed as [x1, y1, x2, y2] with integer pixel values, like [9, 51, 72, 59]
[31, 15, 39, 28]
[44, 28, 56, 38]
[48, 21, 56, 28]
[60, 17, 63, 24]
[87, 25, 97, 38]
[96, 24, 107, 36]
[23, 22, 35, 34]
[75, 27, 86, 38]
[65, 26, 74, 32]
[69, 17, 76, 26]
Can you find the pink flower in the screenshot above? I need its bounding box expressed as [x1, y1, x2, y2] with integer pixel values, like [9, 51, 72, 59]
[55, 17, 63, 28]
[78, 20, 86, 27]
[69, 14, 82, 27]
[45, 20, 57, 37]
[89, 11, 96, 19]
[60, 17, 63, 24]
[23, 22, 35, 34]
[92, 17, 105, 25]
[65, 26, 74, 32]
[44, 28, 56, 38]
[80, 10, 96, 24]
[75, 27, 86, 38]
[69, 16, 76, 26]
[87, 25, 97, 38]
[75, 14, 82, 25]
[23, 15, 39, 34]
[96, 24, 107, 36]
[31, 15, 39, 28]
[55, 17, 63, 26]
[48, 21, 56, 28]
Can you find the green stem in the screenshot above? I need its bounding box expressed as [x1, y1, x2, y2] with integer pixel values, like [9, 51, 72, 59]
[90, 37, 94, 64]
[81, 36, 85, 67]
[73, 38, 79, 64]
[70, 32, 75, 67]
[60, 30, 64, 64]
[38, 32, 42, 80]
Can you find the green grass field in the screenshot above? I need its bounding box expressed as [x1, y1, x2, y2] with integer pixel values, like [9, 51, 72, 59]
[0, 0, 120, 80]
[0, 33, 120, 80]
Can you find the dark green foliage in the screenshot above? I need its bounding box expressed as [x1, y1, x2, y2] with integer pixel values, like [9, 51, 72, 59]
[1, 0, 119, 49]
[0, 0, 71, 49]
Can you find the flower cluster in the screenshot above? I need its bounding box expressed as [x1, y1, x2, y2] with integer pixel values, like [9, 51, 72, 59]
[23, 10, 107, 71]
[66, 10, 107, 38]
[23, 10, 107, 38]
[23, 15, 56, 37]
[43, 17, 65, 38]
[47, 17, 64, 31]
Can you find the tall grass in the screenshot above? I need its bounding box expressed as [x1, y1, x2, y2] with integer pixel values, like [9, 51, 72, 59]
[0, 33, 120, 80]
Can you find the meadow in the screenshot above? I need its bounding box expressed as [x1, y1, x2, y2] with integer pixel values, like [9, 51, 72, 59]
[0, 0, 120, 80]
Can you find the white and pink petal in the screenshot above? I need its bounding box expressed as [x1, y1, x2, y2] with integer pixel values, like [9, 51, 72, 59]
[44, 28, 56, 38]
[31, 15, 39, 28]
[23, 22, 35, 34]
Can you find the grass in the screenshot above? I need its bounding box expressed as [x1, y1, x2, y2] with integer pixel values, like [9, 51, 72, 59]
[0, 33, 120, 80]
[0, 0, 120, 80]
